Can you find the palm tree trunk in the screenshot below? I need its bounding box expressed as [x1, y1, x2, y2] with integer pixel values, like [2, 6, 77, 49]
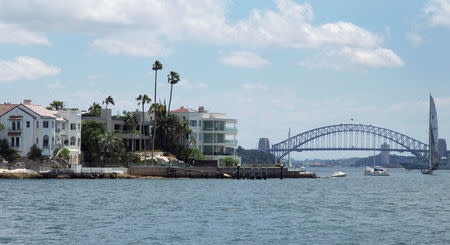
[151, 71, 158, 161]
[168, 84, 173, 115]
[142, 103, 146, 162]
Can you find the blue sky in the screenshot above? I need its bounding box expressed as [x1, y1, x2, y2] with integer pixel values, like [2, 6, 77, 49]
[0, 0, 449, 159]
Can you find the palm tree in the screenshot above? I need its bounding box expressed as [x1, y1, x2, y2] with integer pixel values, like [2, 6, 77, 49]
[151, 60, 163, 160]
[136, 94, 151, 160]
[88, 102, 102, 116]
[48, 100, 64, 111]
[102, 96, 115, 109]
[167, 71, 180, 115]
[98, 132, 125, 163]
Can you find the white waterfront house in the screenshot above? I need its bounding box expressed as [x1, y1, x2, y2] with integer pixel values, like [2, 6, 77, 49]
[0, 100, 82, 164]
[171, 106, 240, 164]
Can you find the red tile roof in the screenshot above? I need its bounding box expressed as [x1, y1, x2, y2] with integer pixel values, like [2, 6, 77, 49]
[171, 107, 197, 113]
[0, 104, 19, 117]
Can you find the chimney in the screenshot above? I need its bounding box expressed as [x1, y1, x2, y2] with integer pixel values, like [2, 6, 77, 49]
[23, 99, 32, 104]
[198, 106, 205, 112]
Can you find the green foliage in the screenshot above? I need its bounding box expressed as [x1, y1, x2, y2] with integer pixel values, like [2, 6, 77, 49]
[236, 146, 275, 166]
[122, 152, 141, 163]
[222, 157, 239, 167]
[189, 148, 206, 160]
[0, 139, 18, 162]
[48, 100, 64, 110]
[27, 144, 42, 160]
[59, 148, 70, 160]
[122, 111, 139, 133]
[0, 122, 4, 131]
[102, 96, 115, 109]
[81, 120, 106, 162]
[83, 102, 102, 116]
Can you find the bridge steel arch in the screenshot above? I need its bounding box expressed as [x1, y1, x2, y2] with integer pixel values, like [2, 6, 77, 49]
[268, 124, 428, 160]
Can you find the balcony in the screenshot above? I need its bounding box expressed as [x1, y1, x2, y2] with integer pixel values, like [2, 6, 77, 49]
[7, 127, 22, 136]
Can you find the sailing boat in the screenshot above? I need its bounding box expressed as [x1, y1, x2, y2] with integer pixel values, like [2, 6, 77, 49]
[364, 136, 390, 176]
[422, 95, 440, 175]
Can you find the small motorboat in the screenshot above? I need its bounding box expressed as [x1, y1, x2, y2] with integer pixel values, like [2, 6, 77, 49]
[331, 171, 347, 177]
[364, 166, 390, 176]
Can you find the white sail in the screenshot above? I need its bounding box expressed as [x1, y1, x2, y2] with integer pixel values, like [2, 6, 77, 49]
[429, 95, 439, 170]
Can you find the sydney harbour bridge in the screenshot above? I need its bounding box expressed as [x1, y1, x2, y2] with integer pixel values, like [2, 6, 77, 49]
[268, 124, 429, 161]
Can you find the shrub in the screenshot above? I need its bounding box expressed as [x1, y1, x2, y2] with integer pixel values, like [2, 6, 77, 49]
[189, 148, 206, 160]
[0, 139, 19, 162]
[27, 144, 42, 160]
[222, 157, 239, 167]
[59, 148, 70, 160]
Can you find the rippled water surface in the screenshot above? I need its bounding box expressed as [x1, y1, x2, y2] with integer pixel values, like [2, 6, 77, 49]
[1, 168, 449, 244]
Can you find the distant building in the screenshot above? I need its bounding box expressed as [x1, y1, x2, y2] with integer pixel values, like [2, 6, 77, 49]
[172, 106, 240, 164]
[82, 108, 153, 152]
[258, 138, 270, 152]
[438, 139, 447, 157]
[380, 143, 390, 165]
[0, 100, 82, 164]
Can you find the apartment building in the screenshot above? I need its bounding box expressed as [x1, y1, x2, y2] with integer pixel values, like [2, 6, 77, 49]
[172, 106, 240, 164]
[0, 100, 82, 164]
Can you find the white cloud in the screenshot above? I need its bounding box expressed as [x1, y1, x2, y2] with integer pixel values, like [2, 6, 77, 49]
[197, 83, 208, 88]
[47, 81, 64, 89]
[178, 79, 192, 89]
[424, 0, 450, 27]
[0, 22, 50, 45]
[298, 47, 404, 70]
[0, 0, 399, 66]
[241, 82, 269, 90]
[406, 32, 423, 47]
[219, 51, 270, 68]
[0, 56, 60, 82]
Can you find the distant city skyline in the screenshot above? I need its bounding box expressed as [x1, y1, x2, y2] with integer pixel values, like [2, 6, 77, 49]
[0, 0, 449, 159]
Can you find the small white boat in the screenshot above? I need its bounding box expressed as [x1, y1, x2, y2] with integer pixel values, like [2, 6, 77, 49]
[364, 166, 390, 176]
[331, 171, 347, 177]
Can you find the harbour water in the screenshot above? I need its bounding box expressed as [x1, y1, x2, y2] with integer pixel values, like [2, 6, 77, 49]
[1, 168, 449, 244]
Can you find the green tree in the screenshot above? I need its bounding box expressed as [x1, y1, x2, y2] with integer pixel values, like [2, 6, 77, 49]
[122, 111, 138, 133]
[167, 71, 180, 114]
[47, 100, 64, 111]
[86, 102, 102, 116]
[81, 120, 106, 162]
[222, 157, 239, 167]
[59, 148, 70, 160]
[98, 132, 125, 162]
[102, 96, 115, 109]
[27, 144, 42, 160]
[136, 94, 151, 155]
[0, 139, 18, 162]
[0, 122, 4, 131]
[151, 60, 163, 160]
[189, 148, 206, 160]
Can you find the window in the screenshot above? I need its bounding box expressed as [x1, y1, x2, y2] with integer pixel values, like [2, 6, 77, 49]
[43, 135, 49, 148]
[70, 137, 76, 146]
[17, 121, 20, 130]
[26, 121, 30, 128]
[11, 121, 15, 130]
[10, 137, 14, 147]
[70, 123, 76, 130]
[114, 124, 121, 131]
[36, 138, 39, 145]
[78, 123, 81, 130]
[15, 137, 19, 147]
[36, 121, 39, 128]
[199, 120, 202, 128]
[62, 124, 65, 130]
[190, 120, 197, 127]
[43, 121, 49, 128]
[51, 121, 54, 128]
